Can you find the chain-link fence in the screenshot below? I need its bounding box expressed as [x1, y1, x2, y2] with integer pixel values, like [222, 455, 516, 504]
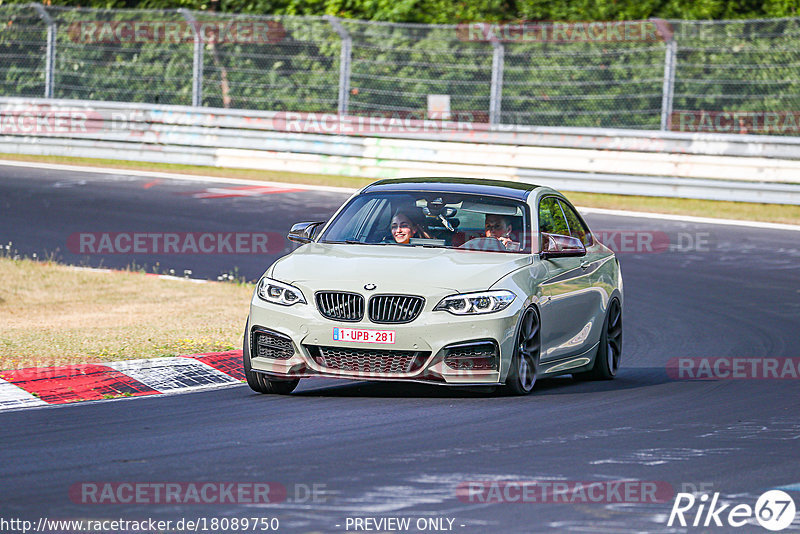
[2, 6, 800, 134]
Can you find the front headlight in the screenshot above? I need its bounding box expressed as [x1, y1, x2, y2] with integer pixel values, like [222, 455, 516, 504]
[257, 277, 307, 306]
[434, 290, 516, 315]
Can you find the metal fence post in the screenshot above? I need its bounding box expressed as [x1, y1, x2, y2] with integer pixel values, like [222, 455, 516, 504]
[30, 3, 55, 98]
[325, 15, 352, 116]
[179, 9, 204, 107]
[489, 40, 505, 127]
[655, 19, 677, 131]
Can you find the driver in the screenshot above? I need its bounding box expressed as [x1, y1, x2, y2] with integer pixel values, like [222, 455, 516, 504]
[485, 214, 520, 251]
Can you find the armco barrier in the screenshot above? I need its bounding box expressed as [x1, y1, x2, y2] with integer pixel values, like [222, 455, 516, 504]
[1, 97, 799, 204]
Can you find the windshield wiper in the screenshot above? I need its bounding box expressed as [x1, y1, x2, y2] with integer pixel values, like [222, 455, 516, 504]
[408, 243, 445, 248]
[320, 240, 387, 245]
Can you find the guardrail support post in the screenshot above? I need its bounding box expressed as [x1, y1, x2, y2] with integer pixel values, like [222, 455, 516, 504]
[489, 41, 504, 127]
[326, 15, 352, 116]
[656, 19, 677, 131]
[179, 9, 204, 107]
[30, 3, 55, 98]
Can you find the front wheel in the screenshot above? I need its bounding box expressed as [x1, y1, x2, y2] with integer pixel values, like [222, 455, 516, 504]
[573, 298, 622, 381]
[243, 320, 299, 395]
[502, 307, 541, 396]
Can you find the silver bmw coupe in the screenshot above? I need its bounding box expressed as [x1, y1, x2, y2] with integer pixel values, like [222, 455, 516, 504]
[244, 178, 623, 395]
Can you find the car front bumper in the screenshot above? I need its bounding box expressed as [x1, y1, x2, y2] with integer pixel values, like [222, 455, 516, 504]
[247, 289, 524, 386]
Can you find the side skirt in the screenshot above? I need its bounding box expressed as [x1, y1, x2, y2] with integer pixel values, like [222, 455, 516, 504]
[538, 342, 600, 377]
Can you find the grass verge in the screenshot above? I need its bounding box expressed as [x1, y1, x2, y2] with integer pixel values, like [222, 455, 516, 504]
[1, 153, 799, 225]
[0, 257, 253, 370]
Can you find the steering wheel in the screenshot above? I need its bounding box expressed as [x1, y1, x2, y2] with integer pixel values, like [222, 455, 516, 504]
[458, 237, 506, 251]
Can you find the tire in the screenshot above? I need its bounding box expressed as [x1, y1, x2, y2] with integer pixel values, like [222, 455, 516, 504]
[573, 298, 622, 381]
[501, 307, 541, 396]
[243, 320, 300, 395]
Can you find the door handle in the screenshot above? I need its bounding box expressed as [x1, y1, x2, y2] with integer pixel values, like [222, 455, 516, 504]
[580, 261, 590, 270]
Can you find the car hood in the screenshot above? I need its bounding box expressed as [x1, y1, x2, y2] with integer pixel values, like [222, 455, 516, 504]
[270, 242, 532, 293]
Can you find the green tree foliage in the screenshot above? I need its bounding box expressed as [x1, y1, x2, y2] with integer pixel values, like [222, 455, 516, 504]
[2, 0, 800, 21]
[3, 0, 800, 134]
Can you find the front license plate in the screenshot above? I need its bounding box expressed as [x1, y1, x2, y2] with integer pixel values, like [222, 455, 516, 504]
[333, 327, 395, 344]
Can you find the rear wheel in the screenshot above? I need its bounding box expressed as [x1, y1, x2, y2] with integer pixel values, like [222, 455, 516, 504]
[573, 298, 622, 381]
[243, 320, 299, 395]
[502, 307, 541, 395]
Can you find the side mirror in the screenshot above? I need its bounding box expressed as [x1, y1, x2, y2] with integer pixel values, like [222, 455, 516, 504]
[539, 232, 586, 259]
[288, 221, 325, 244]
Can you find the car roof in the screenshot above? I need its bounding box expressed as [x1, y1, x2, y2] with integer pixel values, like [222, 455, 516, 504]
[362, 177, 539, 201]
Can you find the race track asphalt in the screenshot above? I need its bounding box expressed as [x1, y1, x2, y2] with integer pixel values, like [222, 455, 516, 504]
[1, 163, 799, 533]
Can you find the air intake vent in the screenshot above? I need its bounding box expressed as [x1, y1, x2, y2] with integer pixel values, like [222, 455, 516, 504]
[315, 291, 364, 322]
[443, 341, 498, 370]
[306, 345, 428, 374]
[368, 295, 425, 324]
[251, 329, 295, 360]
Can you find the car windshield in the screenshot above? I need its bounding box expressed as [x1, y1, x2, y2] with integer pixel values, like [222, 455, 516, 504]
[319, 191, 531, 253]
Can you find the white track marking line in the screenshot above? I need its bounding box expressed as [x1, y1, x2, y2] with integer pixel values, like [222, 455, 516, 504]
[579, 206, 800, 232]
[0, 159, 356, 193]
[64, 265, 210, 283]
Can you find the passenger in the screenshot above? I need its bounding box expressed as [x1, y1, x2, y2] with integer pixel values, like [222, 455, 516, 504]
[485, 214, 520, 251]
[390, 210, 430, 244]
